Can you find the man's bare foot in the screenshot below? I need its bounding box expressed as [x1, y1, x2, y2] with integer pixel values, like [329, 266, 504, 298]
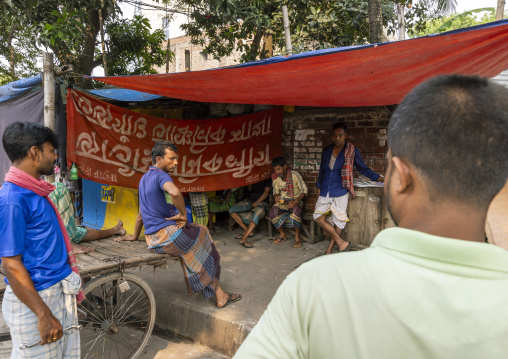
[324, 240, 335, 255]
[114, 235, 138, 242]
[72, 243, 95, 254]
[114, 220, 127, 236]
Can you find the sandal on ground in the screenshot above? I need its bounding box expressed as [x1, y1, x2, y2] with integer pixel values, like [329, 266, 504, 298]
[235, 234, 253, 239]
[338, 241, 352, 253]
[240, 241, 253, 248]
[272, 237, 288, 244]
[212, 226, 222, 233]
[292, 241, 302, 248]
[216, 293, 242, 309]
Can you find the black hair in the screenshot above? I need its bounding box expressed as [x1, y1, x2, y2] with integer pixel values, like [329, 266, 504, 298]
[272, 156, 286, 167]
[2, 122, 59, 163]
[388, 74, 508, 207]
[151, 141, 178, 164]
[333, 122, 347, 133]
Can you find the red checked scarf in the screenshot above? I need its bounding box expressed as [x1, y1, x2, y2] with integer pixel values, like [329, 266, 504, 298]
[4, 166, 85, 303]
[272, 166, 294, 197]
[341, 143, 356, 198]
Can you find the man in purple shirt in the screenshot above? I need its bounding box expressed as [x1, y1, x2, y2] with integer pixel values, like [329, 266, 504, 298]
[116, 141, 241, 308]
[314, 122, 384, 254]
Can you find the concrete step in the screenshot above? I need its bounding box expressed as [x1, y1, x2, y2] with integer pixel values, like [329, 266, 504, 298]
[133, 226, 330, 356]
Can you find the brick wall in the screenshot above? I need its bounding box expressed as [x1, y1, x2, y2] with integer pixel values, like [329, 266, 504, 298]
[281, 106, 393, 213]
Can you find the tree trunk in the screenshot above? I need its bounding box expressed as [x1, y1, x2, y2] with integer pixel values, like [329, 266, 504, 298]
[368, 0, 383, 44]
[496, 0, 505, 20]
[248, 26, 264, 62]
[397, 3, 405, 40]
[7, 23, 18, 78]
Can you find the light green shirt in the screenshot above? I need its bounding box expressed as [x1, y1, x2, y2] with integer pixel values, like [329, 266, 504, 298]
[234, 228, 508, 359]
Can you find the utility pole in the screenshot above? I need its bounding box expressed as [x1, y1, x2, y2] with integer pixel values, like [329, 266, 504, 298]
[496, 0, 505, 20]
[43, 52, 55, 183]
[281, 5, 292, 55]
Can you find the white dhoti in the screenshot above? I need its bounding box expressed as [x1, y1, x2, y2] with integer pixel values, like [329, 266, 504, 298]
[2, 272, 81, 359]
[313, 193, 350, 229]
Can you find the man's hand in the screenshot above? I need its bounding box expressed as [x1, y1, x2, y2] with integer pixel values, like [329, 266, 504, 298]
[377, 176, 385, 183]
[287, 200, 298, 209]
[37, 311, 63, 345]
[167, 213, 188, 228]
[316, 188, 320, 197]
[274, 195, 281, 203]
[114, 235, 138, 242]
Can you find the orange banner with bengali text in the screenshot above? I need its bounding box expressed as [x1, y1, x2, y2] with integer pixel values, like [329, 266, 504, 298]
[66, 89, 283, 191]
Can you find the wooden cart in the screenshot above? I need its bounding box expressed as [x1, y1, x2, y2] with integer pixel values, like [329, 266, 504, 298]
[1, 237, 179, 359]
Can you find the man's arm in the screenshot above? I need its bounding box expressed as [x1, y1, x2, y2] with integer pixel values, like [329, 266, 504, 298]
[115, 212, 143, 242]
[2, 255, 63, 345]
[353, 148, 383, 181]
[252, 187, 270, 208]
[163, 181, 188, 228]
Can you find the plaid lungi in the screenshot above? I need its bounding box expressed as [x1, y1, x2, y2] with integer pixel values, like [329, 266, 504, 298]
[229, 200, 268, 226]
[189, 192, 209, 226]
[268, 202, 303, 229]
[49, 183, 87, 244]
[2, 272, 81, 359]
[147, 223, 221, 299]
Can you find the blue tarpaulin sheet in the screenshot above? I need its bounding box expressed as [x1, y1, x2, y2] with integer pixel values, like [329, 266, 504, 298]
[0, 74, 42, 104]
[89, 88, 162, 102]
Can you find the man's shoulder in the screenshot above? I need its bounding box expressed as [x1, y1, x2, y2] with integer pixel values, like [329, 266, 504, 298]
[0, 183, 36, 205]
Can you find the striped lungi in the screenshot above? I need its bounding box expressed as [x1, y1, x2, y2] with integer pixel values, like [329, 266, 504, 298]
[146, 223, 221, 299]
[2, 272, 81, 359]
[268, 202, 303, 229]
[229, 200, 269, 226]
[189, 192, 209, 226]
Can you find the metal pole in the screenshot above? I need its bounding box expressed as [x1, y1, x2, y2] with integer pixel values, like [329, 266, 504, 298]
[99, 0, 108, 76]
[281, 5, 292, 55]
[43, 51, 55, 183]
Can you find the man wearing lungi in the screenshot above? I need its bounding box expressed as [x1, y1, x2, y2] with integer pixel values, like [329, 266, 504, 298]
[315, 122, 384, 254]
[268, 157, 308, 248]
[0, 122, 82, 358]
[116, 141, 241, 308]
[229, 178, 272, 248]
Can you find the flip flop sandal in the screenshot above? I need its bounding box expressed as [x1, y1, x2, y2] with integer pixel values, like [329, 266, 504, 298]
[272, 237, 288, 244]
[235, 234, 253, 239]
[241, 242, 253, 248]
[339, 241, 352, 252]
[216, 294, 242, 309]
[292, 241, 302, 248]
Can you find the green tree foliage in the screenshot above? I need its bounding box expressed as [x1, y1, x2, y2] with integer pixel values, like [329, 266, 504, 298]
[171, 0, 432, 63]
[410, 8, 497, 37]
[101, 16, 168, 76]
[0, 0, 168, 86]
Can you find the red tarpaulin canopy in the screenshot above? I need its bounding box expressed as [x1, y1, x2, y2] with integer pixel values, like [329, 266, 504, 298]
[91, 20, 508, 107]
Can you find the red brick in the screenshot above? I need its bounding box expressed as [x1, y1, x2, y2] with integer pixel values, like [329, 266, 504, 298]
[375, 159, 387, 165]
[347, 127, 365, 134]
[364, 140, 381, 147]
[366, 128, 382, 133]
[358, 121, 374, 126]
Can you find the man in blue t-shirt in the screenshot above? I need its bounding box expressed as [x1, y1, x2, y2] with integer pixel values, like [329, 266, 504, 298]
[116, 141, 241, 308]
[0, 122, 80, 358]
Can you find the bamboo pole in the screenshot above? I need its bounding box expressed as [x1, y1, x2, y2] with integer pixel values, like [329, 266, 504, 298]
[281, 5, 292, 55]
[43, 52, 55, 183]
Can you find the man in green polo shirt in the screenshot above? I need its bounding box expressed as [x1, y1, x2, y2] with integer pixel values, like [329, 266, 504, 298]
[234, 75, 508, 359]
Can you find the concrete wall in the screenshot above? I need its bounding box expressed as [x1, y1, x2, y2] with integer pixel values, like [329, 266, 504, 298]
[281, 106, 393, 213]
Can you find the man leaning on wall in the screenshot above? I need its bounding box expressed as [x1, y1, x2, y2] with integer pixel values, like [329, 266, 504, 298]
[234, 75, 508, 359]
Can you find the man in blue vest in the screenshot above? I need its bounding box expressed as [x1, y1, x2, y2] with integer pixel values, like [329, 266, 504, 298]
[314, 122, 383, 254]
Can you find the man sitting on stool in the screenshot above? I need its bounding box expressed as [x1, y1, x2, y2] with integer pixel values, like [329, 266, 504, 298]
[229, 178, 272, 248]
[268, 157, 308, 248]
